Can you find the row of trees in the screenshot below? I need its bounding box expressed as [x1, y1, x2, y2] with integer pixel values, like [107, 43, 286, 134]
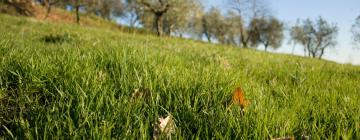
[2, 0, 359, 59]
[19, 0, 287, 51]
[35, 0, 125, 22]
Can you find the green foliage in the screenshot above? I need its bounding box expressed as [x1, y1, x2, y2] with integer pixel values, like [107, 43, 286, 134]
[290, 17, 338, 59]
[136, 0, 202, 36]
[201, 7, 225, 43]
[249, 17, 284, 51]
[0, 14, 359, 139]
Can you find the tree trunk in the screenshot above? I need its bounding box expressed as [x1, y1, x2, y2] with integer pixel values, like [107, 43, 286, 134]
[44, 1, 51, 19]
[264, 44, 268, 52]
[141, 1, 170, 37]
[205, 33, 211, 43]
[154, 13, 164, 36]
[241, 32, 252, 48]
[202, 18, 211, 43]
[319, 48, 325, 59]
[241, 38, 248, 48]
[75, 5, 80, 24]
[307, 46, 311, 57]
[311, 51, 316, 58]
[239, 24, 247, 48]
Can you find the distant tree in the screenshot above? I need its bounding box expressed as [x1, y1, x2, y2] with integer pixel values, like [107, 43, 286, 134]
[57, 0, 92, 24]
[223, 10, 242, 45]
[41, 0, 59, 19]
[162, 0, 202, 36]
[137, 0, 202, 37]
[74, 0, 82, 24]
[56, 0, 84, 23]
[290, 17, 338, 59]
[228, 0, 269, 48]
[351, 16, 360, 46]
[201, 7, 225, 43]
[140, 0, 171, 36]
[249, 17, 284, 51]
[184, 1, 204, 39]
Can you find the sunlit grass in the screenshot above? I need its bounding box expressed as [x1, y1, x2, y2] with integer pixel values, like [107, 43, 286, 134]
[0, 14, 359, 139]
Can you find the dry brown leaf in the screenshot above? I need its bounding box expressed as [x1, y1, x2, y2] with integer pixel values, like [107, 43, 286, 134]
[153, 115, 176, 140]
[232, 87, 248, 110]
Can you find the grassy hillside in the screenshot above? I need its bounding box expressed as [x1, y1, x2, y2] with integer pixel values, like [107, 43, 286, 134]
[0, 3, 154, 35]
[0, 14, 359, 139]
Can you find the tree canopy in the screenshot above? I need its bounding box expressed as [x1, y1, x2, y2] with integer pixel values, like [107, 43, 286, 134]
[290, 17, 338, 59]
[249, 17, 284, 51]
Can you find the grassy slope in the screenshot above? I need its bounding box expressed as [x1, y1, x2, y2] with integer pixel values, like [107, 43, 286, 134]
[0, 3, 114, 27]
[0, 14, 359, 139]
[0, 3, 154, 35]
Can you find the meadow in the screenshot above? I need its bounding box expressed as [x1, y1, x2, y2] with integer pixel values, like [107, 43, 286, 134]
[0, 14, 359, 139]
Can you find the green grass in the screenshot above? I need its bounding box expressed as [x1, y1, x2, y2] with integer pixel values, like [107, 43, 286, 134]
[0, 14, 359, 139]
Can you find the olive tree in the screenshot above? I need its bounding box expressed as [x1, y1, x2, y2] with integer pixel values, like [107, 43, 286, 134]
[223, 10, 242, 45]
[59, 0, 125, 24]
[39, 0, 59, 19]
[162, 0, 202, 37]
[228, 0, 269, 48]
[58, 0, 85, 23]
[290, 17, 338, 59]
[140, 0, 171, 36]
[200, 7, 225, 43]
[249, 17, 284, 51]
[138, 0, 201, 37]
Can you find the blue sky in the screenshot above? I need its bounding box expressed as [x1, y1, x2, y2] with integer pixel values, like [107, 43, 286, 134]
[205, 0, 360, 65]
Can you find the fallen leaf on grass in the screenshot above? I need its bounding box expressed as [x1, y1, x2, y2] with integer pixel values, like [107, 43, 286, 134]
[153, 115, 176, 140]
[232, 87, 249, 110]
[222, 86, 250, 114]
